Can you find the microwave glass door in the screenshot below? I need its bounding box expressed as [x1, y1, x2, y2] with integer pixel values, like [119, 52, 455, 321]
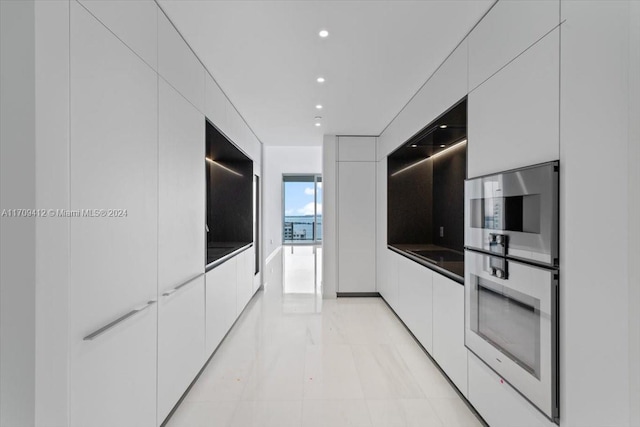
[470, 195, 541, 233]
[470, 275, 541, 378]
[464, 161, 558, 266]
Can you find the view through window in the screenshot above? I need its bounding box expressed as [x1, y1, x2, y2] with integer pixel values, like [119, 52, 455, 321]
[283, 175, 322, 244]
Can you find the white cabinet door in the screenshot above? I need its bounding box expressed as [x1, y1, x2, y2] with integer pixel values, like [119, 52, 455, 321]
[378, 40, 468, 160]
[338, 136, 376, 162]
[205, 73, 226, 130]
[378, 250, 400, 311]
[337, 161, 376, 293]
[468, 28, 559, 178]
[432, 273, 468, 396]
[205, 259, 237, 356]
[69, 3, 157, 426]
[468, 0, 559, 90]
[77, 0, 158, 69]
[70, 304, 158, 427]
[397, 257, 433, 352]
[158, 79, 205, 293]
[236, 248, 254, 316]
[468, 353, 556, 427]
[157, 276, 205, 424]
[158, 11, 204, 112]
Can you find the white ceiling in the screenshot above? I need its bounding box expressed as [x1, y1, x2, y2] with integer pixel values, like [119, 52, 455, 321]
[158, 0, 494, 146]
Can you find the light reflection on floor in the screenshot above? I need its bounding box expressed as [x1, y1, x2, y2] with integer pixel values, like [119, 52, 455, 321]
[283, 245, 322, 295]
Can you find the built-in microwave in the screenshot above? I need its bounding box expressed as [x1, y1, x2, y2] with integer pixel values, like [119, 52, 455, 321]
[464, 161, 559, 423]
[464, 161, 559, 267]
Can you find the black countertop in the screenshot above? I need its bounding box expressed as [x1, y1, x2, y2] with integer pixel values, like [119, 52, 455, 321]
[388, 244, 464, 284]
[206, 241, 252, 270]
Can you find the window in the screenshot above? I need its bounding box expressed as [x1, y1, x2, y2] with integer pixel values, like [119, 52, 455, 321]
[283, 175, 322, 244]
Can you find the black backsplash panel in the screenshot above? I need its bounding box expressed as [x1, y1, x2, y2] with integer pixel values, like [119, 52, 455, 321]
[387, 158, 433, 244]
[207, 160, 253, 243]
[387, 98, 467, 252]
[432, 143, 466, 251]
[206, 120, 253, 261]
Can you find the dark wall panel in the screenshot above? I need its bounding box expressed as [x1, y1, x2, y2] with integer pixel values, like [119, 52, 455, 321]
[387, 160, 433, 244]
[432, 143, 466, 251]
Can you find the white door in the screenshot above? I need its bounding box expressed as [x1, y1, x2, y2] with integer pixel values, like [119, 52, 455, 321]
[337, 162, 376, 293]
[69, 3, 158, 426]
[156, 78, 206, 424]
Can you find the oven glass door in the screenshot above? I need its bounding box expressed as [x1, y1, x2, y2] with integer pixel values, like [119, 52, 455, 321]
[471, 275, 541, 378]
[465, 250, 558, 420]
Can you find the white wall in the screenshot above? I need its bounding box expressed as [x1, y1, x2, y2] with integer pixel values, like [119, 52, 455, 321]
[322, 136, 338, 298]
[0, 1, 36, 426]
[34, 1, 70, 425]
[560, 2, 635, 425]
[628, 3, 640, 426]
[263, 145, 322, 261]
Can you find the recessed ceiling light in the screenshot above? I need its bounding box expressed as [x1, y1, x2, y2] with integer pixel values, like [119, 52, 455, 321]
[319, 30, 329, 38]
[316, 77, 325, 83]
[440, 144, 446, 148]
[410, 144, 418, 148]
[316, 104, 323, 110]
[315, 122, 321, 127]
[439, 124, 448, 129]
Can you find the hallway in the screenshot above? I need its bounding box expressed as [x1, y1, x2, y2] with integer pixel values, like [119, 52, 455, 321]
[166, 249, 483, 427]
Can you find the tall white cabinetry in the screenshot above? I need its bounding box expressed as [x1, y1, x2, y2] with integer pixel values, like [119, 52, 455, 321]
[337, 137, 376, 293]
[156, 79, 206, 423]
[68, 3, 158, 426]
[468, 28, 559, 178]
[62, 2, 262, 426]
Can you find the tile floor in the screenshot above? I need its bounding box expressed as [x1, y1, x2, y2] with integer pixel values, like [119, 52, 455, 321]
[166, 247, 483, 427]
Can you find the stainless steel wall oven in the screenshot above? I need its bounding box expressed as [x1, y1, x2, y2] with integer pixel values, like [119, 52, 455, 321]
[464, 161, 559, 423]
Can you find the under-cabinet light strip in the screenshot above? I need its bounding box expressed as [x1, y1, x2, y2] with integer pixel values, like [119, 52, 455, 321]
[390, 139, 467, 177]
[205, 157, 244, 177]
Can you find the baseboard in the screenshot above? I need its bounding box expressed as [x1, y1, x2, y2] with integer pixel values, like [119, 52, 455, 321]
[336, 292, 381, 298]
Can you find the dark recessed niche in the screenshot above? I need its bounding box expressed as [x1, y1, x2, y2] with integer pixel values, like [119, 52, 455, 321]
[387, 98, 467, 280]
[206, 119, 253, 266]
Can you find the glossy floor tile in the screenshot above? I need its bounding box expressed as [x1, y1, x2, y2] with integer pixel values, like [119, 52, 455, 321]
[166, 247, 483, 427]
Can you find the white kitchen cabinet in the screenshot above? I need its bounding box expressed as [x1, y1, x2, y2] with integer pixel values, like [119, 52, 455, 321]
[158, 11, 204, 112]
[432, 273, 468, 396]
[68, 3, 158, 426]
[378, 249, 400, 311]
[236, 247, 255, 316]
[158, 79, 205, 293]
[468, 0, 559, 91]
[468, 353, 556, 427]
[77, 0, 158, 69]
[397, 257, 433, 352]
[70, 303, 158, 427]
[157, 276, 205, 424]
[337, 161, 376, 293]
[338, 136, 376, 162]
[157, 79, 205, 424]
[468, 28, 559, 178]
[205, 259, 237, 356]
[205, 73, 227, 132]
[378, 40, 468, 160]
